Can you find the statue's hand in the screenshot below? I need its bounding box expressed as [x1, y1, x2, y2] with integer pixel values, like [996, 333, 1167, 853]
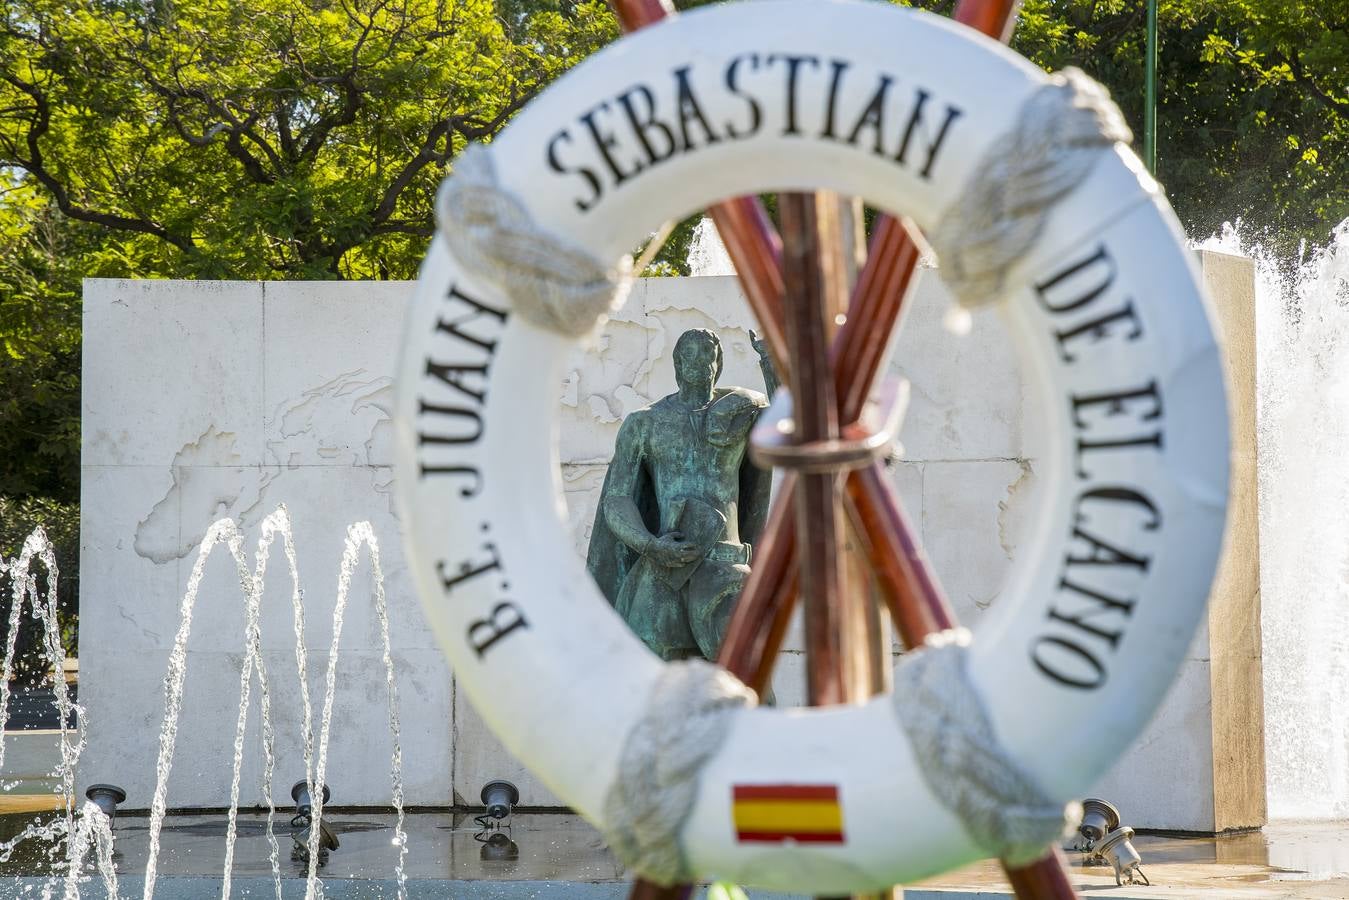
[749, 328, 771, 361]
[645, 531, 702, 568]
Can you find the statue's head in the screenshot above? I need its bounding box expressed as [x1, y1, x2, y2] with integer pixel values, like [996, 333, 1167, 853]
[673, 328, 723, 392]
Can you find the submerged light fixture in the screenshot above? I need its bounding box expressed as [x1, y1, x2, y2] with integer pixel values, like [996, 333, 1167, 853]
[480, 830, 521, 862]
[475, 779, 521, 849]
[290, 780, 331, 817]
[84, 784, 127, 826]
[289, 780, 339, 861]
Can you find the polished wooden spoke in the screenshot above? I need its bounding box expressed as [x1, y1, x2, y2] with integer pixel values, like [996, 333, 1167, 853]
[832, 216, 926, 422]
[708, 198, 788, 365]
[779, 192, 849, 706]
[610, 0, 674, 30]
[954, 0, 1024, 40]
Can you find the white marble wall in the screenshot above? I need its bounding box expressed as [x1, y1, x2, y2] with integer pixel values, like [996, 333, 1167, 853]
[79, 280, 449, 809]
[78, 263, 1248, 826]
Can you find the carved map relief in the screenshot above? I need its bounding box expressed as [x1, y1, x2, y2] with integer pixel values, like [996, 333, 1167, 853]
[134, 371, 395, 564]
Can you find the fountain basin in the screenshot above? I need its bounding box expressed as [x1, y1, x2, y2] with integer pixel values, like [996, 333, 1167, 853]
[3, 810, 1347, 898]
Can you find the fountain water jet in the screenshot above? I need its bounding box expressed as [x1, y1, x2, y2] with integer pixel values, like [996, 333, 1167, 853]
[686, 216, 735, 277]
[61, 801, 117, 900]
[1202, 218, 1349, 820]
[0, 527, 93, 891]
[303, 521, 408, 900]
[136, 506, 407, 900]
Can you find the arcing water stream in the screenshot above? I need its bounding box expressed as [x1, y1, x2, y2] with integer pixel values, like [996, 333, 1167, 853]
[0, 527, 116, 899]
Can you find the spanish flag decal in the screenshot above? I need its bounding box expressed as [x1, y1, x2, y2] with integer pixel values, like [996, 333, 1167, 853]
[731, 784, 845, 844]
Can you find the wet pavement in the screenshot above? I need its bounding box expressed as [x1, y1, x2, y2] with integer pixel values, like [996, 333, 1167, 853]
[1, 810, 1347, 898]
[913, 823, 1349, 898]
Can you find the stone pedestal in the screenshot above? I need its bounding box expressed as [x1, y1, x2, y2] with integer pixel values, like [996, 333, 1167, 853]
[1087, 249, 1265, 833]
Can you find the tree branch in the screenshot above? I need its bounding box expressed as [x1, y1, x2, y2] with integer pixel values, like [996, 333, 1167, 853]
[1286, 49, 1348, 114]
[0, 73, 196, 252]
[297, 71, 363, 160]
[366, 88, 534, 233]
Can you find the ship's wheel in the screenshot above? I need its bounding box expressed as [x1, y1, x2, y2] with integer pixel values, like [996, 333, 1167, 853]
[393, 1, 1230, 898]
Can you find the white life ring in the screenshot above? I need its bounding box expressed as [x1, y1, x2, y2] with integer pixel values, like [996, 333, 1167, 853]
[393, 0, 1229, 892]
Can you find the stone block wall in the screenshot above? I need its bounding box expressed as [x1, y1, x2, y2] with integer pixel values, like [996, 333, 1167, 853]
[77, 257, 1257, 828]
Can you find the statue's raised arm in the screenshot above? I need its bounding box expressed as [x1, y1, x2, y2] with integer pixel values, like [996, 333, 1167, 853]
[750, 328, 779, 400]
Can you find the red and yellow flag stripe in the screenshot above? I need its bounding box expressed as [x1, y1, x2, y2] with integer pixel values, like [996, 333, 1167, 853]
[732, 784, 845, 844]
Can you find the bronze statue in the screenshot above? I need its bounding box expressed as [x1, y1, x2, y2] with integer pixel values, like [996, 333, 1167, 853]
[587, 328, 778, 661]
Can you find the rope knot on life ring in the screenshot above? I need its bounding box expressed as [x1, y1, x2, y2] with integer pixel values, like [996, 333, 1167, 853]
[602, 660, 757, 885]
[931, 67, 1133, 310]
[894, 629, 1082, 866]
[437, 142, 632, 337]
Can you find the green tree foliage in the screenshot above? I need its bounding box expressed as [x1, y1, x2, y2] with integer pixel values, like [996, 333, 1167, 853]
[0, 0, 616, 664]
[0, 189, 84, 502]
[1010, 0, 1349, 255]
[0, 0, 616, 279]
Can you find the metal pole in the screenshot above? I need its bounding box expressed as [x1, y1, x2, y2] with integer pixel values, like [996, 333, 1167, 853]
[1144, 0, 1157, 175]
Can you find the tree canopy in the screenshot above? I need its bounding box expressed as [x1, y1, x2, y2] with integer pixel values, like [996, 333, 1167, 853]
[0, 0, 616, 280]
[2, 0, 1348, 515]
[1011, 0, 1349, 256]
[0, 0, 615, 512]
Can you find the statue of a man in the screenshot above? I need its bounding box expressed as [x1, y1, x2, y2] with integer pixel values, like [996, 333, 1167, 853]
[587, 328, 778, 661]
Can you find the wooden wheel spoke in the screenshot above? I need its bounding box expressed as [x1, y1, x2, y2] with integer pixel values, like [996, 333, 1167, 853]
[833, 216, 926, 423]
[708, 198, 788, 369]
[845, 463, 957, 642]
[778, 191, 849, 707]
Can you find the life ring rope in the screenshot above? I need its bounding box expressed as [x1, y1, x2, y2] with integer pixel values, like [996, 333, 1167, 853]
[603, 659, 756, 885]
[438, 143, 633, 338]
[931, 68, 1134, 310]
[893, 629, 1081, 867]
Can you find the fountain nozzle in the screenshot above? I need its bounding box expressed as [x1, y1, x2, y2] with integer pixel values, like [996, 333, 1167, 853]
[84, 784, 127, 825]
